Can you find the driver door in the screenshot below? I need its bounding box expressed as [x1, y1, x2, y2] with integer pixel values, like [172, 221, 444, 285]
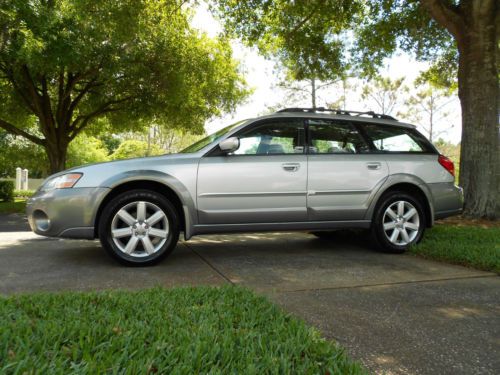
[197, 119, 307, 224]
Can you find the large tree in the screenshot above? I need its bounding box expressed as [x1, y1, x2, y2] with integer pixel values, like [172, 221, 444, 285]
[361, 76, 407, 116]
[401, 83, 457, 143]
[214, 0, 499, 219]
[0, 0, 248, 173]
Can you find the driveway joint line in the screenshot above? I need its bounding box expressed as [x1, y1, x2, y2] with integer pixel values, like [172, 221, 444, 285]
[276, 274, 498, 294]
[182, 242, 234, 285]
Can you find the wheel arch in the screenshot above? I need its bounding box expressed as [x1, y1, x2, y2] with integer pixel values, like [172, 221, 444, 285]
[94, 175, 195, 239]
[366, 177, 434, 228]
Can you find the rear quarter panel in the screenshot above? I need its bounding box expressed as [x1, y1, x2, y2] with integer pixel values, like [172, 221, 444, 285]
[384, 154, 454, 184]
[369, 154, 461, 222]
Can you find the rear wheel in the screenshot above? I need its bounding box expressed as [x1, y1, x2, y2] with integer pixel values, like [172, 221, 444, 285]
[371, 192, 425, 253]
[98, 189, 179, 266]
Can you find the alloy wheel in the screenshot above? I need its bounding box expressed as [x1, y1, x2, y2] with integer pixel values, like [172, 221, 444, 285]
[110, 201, 169, 258]
[382, 200, 420, 246]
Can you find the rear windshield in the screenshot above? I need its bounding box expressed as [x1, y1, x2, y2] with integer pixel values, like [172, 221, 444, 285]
[360, 124, 436, 153]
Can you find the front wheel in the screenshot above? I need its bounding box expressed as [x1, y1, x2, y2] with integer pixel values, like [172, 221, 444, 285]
[98, 189, 179, 266]
[371, 192, 426, 253]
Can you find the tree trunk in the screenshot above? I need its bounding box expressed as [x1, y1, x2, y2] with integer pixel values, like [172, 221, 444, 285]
[457, 20, 499, 219]
[45, 140, 68, 175]
[311, 78, 316, 108]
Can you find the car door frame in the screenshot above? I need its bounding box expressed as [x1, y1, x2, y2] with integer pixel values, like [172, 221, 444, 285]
[194, 117, 309, 227]
[304, 117, 390, 221]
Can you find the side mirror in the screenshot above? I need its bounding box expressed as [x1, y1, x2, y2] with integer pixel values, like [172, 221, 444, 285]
[219, 137, 240, 153]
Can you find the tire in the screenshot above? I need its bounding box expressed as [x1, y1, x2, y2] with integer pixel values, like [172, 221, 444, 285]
[370, 191, 426, 253]
[98, 189, 179, 266]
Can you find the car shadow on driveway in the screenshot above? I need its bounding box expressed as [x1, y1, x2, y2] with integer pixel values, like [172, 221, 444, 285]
[0, 234, 225, 294]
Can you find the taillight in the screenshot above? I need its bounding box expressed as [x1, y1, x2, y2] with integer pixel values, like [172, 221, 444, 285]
[438, 154, 455, 177]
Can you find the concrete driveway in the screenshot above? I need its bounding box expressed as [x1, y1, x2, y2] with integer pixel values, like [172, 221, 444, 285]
[1, 213, 499, 375]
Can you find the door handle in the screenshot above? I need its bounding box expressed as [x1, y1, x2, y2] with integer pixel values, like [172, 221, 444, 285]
[366, 162, 382, 170]
[282, 163, 300, 172]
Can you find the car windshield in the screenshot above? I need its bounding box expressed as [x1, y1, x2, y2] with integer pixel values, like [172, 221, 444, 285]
[179, 120, 247, 153]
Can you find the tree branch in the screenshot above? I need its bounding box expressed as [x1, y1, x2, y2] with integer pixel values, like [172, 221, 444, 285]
[286, 3, 322, 38]
[419, 0, 465, 42]
[41, 75, 55, 126]
[0, 67, 37, 113]
[0, 118, 45, 146]
[69, 96, 132, 139]
[67, 77, 101, 115]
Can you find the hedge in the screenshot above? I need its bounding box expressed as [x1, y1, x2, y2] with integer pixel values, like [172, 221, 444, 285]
[0, 180, 14, 202]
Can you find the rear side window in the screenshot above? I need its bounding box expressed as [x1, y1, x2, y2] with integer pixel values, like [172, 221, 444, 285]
[308, 119, 369, 154]
[361, 124, 434, 153]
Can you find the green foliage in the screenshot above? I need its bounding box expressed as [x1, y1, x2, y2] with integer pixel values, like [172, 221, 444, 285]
[410, 224, 500, 274]
[0, 130, 48, 178]
[98, 134, 122, 155]
[0, 130, 111, 177]
[399, 83, 457, 142]
[0, 0, 249, 172]
[66, 134, 109, 168]
[354, 1, 455, 77]
[213, 0, 360, 82]
[434, 138, 460, 182]
[13, 190, 34, 198]
[416, 47, 458, 91]
[0, 198, 25, 214]
[214, 0, 455, 85]
[361, 76, 407, 115]
[0, 180, 14, 202]
[110, 140, 163, 160]
[0, 286, 366, 374]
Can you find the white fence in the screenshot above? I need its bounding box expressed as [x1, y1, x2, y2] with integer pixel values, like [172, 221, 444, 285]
[0, 178, 44, 190]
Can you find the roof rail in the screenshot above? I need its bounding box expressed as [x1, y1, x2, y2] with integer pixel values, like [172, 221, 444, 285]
[276, 107, 398, 121]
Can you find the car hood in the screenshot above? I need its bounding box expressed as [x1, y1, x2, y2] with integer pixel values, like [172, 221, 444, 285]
[42, 153, 200, 183]
[73, 153, 197, 171]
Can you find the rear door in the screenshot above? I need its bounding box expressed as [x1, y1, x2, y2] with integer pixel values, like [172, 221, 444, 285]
[306, 118, 389, 221]
[197, 118, 308, 224]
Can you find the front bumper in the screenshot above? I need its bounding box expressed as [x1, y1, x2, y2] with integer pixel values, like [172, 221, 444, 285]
[26, 187, 110, 239]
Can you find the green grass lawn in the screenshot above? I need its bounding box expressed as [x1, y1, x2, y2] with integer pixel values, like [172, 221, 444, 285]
[0, 286, 365, 374]
[0, 198, 26, 214]
[410, 224, 500, 274]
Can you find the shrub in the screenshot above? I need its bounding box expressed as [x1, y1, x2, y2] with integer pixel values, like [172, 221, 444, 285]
[0, 180, 14, 202]
[14, 189, 35, 198]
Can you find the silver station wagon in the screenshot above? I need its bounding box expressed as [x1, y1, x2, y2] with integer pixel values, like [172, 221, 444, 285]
[27, 108, 463, 265]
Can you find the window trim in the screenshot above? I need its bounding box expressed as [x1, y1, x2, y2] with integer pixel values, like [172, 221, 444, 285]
[203, 117, 438, 157]
[305, 118, 370, 155]
[204, 118, 307, 157]
[354, 122, 438, 154]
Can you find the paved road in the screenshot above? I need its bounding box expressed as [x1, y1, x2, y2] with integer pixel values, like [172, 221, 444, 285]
[0, 219, 498, 374]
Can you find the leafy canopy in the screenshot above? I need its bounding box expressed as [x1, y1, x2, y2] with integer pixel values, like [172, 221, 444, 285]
[0, 0, 249, 144]
[213, 0, 456, 86]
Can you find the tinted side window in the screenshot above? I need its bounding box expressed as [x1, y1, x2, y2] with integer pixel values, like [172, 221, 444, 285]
[232, 120, 305, 155]
[362, 124, 433, 153]
[308, 119, 369, 154]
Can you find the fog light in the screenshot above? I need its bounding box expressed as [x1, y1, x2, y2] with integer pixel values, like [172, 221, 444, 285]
[33, 210, 50, 232]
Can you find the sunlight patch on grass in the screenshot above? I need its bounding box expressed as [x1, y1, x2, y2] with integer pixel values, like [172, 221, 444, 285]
[410, 225, 500, 274]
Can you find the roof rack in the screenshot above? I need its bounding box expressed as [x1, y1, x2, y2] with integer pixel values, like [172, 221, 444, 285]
[276, 107, 398, 121]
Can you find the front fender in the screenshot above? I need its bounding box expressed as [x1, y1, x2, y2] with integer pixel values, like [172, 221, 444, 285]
[100, 170, 198, 238]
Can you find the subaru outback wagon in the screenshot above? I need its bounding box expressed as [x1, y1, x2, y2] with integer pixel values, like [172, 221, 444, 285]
[27, 108, 463, 265]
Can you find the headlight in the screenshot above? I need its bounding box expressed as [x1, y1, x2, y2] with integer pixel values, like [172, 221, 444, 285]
[41, 173, 83, 191]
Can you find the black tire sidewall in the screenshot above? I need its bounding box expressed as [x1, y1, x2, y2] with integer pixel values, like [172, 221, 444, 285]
[371, 192, 426, 253]
[99, 189, 179, 266]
